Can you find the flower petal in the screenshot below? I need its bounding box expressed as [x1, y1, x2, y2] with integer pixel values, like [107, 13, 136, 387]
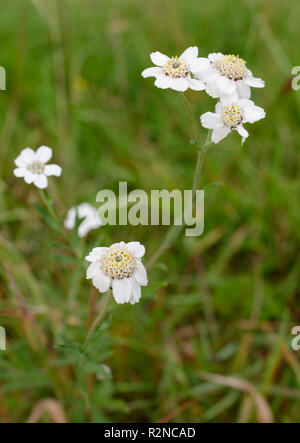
[189, 58, 210, 73]
[129, 278, 142, 305]
[33, 174, 48, 189]
[216, 76, 236, 94]
[236, 80, 251, 99]
[211, 125, 231, 144]
[36, 146, 52, 163]
[141, 67, 161, 78]
[13, 167, 26, 177]
[170, 77, 189, 92]
[112, 279, 129, 304]
[86, 261, 100, 279]
[154, 74, 172, 89]
[208, 52, 223, 63]
[92, 272, 111, 293]
[134, 261, 148, 286]
[14, 155, 27, 168]
[20, 148, 35, 163]
[242, 104, 266, 123]
[44, 164, 62, 177]
[180, 46, 198, 63]
[244, 74, 265, 88]
[150, 51, 169, 66]
[237, 125, 249, 143]
[187, 77, 205, 91]
[200, 112, 221, 129]
[126, 242, 145, 258]
[85, 247, 108, 262]
[24, 171, 35, 184]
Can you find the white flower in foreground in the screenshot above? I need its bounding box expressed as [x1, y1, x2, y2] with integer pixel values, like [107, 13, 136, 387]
[64, 203, 102, 237]
[86, 242, 147, 305]
[197, 53, 265, 99]
[200, 99, 266, 144]
[13, 146, 62, 189]
[142, 46, 209, 92]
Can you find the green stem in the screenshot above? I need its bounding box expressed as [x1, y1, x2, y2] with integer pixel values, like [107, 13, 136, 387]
[82, 292, 109, 351]
[147, 96, 212, 268]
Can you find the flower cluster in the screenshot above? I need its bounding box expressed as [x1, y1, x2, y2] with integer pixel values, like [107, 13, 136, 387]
[142, 48, 266, 144]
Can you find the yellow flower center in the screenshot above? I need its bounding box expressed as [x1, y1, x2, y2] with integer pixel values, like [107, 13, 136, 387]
[27, 161, 45, 174]
[100, 245, 137, 280]
[163, 56, 189, 78]
[222, 103, 244, 129]
[215, 54, 247, 80]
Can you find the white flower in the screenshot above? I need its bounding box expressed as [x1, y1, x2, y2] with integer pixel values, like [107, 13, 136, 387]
[86, 241, 147, 305]
[141, 46, 209, 92]
[13, 146, 62, 189]
[197, 53, 265, 100]
[64, 203, 102, 237]
[200, 99, 266, 145]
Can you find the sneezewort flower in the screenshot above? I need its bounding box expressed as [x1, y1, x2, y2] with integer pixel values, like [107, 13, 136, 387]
[86, 241, 147, 305]
[197, 53, 265, 100]
[13, 146, 62, 189]
[64, 203, 102, 237]
[141, 46, 209, 92]
[200, 99, 266, 144]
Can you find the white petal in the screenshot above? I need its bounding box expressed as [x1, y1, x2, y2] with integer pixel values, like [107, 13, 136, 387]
[126, 242, 145, 258]
[205, 78, 221, 98]
[85, 247, 108, 262]
[134, 261, 148, 286]
[236, 80, 251, 99]
[33, 174, 48, 189]
[14, 155, 27, 168]
[211, 125, 231, 144]
[170, 77, 189, 92]
[44, 164, 62, 176]
[86, 261, 100, 279]
[187, 78, 205, 91]
[13, 167, 26, 177]
[150, 51, 169, 66]
[208, 52, 223, 62]
[154, 74, 172, 89]
[20, 148, 35, 163]
[36, 146, 52, 163]
[129, 278, 142, 305]
[244, 73, 265, 88]
[189, 58, 210, 73]
[237, 125, 249, 142]
[141, 67, 161, 78]
[216, 76, 236, 94]
[243, 105, 266, 123]
[92, 272, 111, 293]
[112, 279, 130, 304]
[200, 112, 221, 129]
[180, 46, 198, 63]
[24, 171, 35, 184]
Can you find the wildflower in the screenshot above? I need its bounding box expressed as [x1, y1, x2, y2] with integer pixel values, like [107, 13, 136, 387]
[142, 46, 209, 92]
[86, 241, 147, 305]
[197, 53, 265, 99]
[64, 203, 102, 237]
[200, 99, 266, 144]
[13, 146, 62, 189]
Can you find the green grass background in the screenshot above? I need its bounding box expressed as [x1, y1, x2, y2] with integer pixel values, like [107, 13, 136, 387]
[0, 0, 299, 423]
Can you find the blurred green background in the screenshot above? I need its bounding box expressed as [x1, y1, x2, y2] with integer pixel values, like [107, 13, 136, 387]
[0, 0, 299, 423]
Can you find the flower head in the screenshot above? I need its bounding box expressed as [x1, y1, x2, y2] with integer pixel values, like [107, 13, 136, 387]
[200, 99, 266, 144]
[64, 203, 102, 237]
[13, 146, 62, 189]
[142, 46, 209, 92]
[197, 53, 265, 100]
[86, 241, 147, 305]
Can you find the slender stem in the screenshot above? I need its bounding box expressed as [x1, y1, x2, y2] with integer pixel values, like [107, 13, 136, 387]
[82, 292, 109, 350]
[147, 95, 212, 268]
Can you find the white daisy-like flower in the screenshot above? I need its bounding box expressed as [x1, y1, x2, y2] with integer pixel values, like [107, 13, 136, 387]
[141, 46, 210, 92]
[200, 99, 266, 144]
[13, 146, 62, 189]
[86, 241, 147, 305]
[64, 203, 102, 238]
[197, 53, 265, 100]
